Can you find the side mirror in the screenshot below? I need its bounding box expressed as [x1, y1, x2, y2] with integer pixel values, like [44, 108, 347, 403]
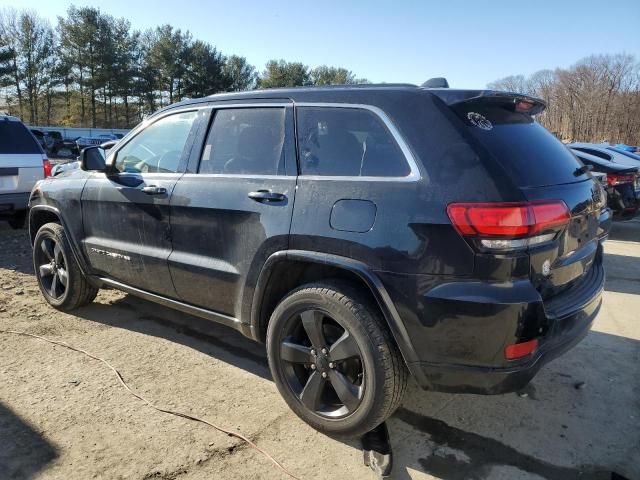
[80, 146, 107, 172]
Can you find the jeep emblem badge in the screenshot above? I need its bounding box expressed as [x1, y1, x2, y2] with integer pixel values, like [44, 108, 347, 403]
[542, 259, 551, 277]
[467, 112, 493, 130]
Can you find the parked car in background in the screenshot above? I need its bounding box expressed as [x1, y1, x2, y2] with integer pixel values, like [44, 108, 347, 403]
[75, 133, 121, 150]
[30, 129, 50, 151]
[51, 139, 119, 176]
[1, 115, 50, 228]
[613, 143, 637, 153]
[29, 83, 611, 437]
[569, 142, 640, 169]
[46, 130, 80, 159]
[570, 147, 639, 220]
[608, 146, 640, 165]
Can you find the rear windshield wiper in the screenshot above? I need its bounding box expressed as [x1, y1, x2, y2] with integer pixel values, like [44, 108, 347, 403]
[574, 164, 593, 176]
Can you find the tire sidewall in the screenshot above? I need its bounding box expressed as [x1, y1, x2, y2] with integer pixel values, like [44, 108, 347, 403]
[267, 286, 389, 437]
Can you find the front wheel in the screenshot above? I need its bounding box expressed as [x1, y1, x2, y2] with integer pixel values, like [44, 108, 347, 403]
[33, 222, 98, 310]
[266, 281, 407, 437]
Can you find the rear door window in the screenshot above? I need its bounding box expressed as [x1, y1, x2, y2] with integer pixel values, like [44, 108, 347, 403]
[199, 108, 286, 175]
[296, 107, 410, 177]
[452, 104, 587, 187]
[0, 121, 41, 154]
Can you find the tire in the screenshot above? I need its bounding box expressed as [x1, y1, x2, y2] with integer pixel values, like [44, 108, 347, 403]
[8, 212, 26, 229]
[266, 280, 407, 437]
[33, 222, 98, 310]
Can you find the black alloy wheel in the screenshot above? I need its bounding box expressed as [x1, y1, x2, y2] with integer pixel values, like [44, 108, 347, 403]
[33, 222, 98, 310]
[278, 308, 365, 418]
[35, 236, 68, 300]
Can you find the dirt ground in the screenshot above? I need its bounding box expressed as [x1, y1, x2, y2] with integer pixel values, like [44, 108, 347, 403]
[0, 219, 638, 480]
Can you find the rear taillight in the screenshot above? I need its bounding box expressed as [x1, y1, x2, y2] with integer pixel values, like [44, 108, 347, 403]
[42, 156, 52, 178]
[606, 173, 635, 186]
[447, 201, 570, 251]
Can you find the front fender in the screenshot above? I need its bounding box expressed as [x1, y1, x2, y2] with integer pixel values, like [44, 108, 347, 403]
[28, 203, 91, 277]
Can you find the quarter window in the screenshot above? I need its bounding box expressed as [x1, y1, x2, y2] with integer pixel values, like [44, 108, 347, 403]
[114, 111, 197, 173]
[199, 108, 286, 175]
[296, 107, 410, 177]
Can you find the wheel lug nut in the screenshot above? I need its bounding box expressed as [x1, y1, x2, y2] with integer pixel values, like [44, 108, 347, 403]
[329, 362, 335, 369]
[310, 349, 316, 356]
[321, 348, 328, 355]
[321, 372, 327, 378]
[310, 364, 316, 370]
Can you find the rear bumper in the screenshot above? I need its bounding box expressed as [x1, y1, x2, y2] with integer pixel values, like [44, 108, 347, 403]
[0, 192, 30, 216]
[410, 290, 601, 394]
[379, 244, 605, 395]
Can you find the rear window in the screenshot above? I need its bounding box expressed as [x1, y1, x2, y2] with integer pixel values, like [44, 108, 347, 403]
[0, 121, 41, 154]
[452, 104, 586, 187]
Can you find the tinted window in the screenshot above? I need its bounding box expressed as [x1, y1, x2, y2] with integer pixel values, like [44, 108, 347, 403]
[114, 111, 197, 173]
[199, 108, 285, 175]
[0, 121, 41, 154]
[296, 107, 410, 177]
[453, 104, 586, 187]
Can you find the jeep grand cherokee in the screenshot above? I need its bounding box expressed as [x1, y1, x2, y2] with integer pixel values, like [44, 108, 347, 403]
[28, 82, 611, 436]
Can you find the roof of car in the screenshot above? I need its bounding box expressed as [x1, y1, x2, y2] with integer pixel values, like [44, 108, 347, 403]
[0, 114, 22, 122]
[159, 84, 545, 117]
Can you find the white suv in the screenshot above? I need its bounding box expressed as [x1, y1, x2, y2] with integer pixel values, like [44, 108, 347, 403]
[0, 115, 51, 228]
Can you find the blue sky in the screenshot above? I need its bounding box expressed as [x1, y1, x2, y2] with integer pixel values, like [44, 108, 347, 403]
[7, 0, 640, 88]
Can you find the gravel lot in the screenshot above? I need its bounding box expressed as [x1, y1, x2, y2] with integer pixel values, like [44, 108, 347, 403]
[0, 219, 638, 480]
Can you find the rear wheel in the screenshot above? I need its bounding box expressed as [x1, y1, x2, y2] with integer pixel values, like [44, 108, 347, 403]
[266, 281, 407, 437]
[33, 222, 98, 310]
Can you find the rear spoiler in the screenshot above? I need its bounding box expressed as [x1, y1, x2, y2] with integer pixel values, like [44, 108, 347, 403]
[425, 89, 547, 115]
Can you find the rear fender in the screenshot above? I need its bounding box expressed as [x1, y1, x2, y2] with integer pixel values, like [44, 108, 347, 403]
[251, 249, 428, 385]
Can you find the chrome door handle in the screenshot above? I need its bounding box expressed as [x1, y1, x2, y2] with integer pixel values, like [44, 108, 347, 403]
[248, 190, 286, 202]
[141, 185, 167, 195]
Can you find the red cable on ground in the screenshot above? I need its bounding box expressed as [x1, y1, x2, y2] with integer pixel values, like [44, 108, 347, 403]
[0, 329, 301, 480]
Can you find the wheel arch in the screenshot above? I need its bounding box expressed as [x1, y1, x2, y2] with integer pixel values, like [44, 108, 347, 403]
[29, 205, 90, 276]
[250, 250, 426, 384]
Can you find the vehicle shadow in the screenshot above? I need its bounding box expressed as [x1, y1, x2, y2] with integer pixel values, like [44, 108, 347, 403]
[603, 253, 640, 295]
[73, 295, 272, 380]
[388, 327, 639, 480]
[608, 218, 640, 243]
[72, 295, 638, 480]
[0, 402, 58, 479]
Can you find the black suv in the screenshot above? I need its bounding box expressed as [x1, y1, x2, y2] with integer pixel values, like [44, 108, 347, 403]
[28, 83, 611, 437]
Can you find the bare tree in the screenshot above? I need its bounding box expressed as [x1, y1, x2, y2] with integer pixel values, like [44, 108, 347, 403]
[488, 54, 640, 145]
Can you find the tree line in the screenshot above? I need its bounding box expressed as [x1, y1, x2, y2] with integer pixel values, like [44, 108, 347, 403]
[0, 6, 368, 128]
[488, 53, 640, 145]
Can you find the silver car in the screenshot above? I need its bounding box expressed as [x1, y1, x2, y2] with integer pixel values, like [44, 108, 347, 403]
[0, 115, 50, 228]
